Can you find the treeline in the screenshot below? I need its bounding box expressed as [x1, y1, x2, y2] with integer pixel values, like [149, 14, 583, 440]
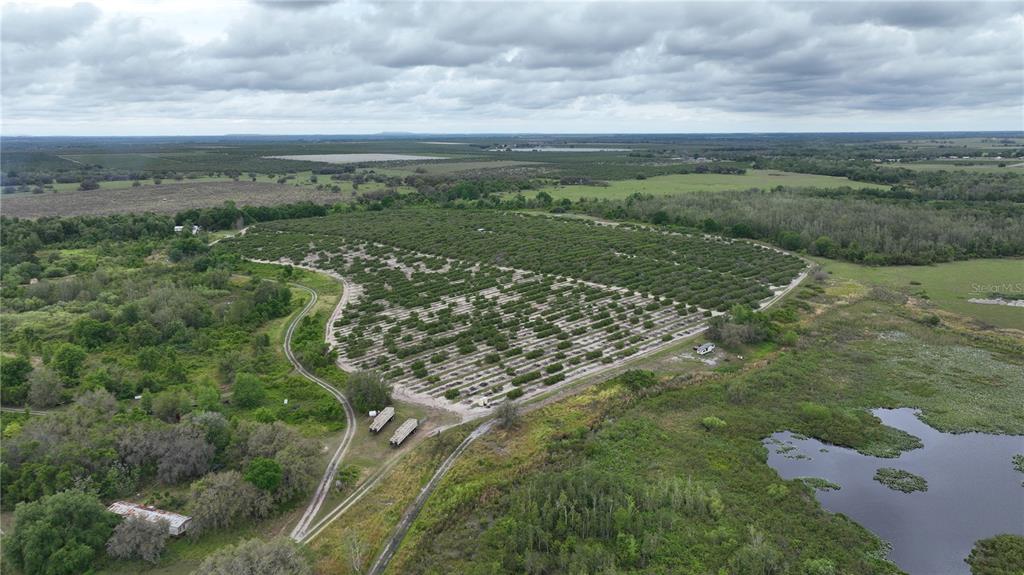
[174, 200, 330, 230]
[578, 189, 1024, 265]
[754, 157, 1024, 202]
[1, 213, 175, 267]
[402, 175, 538, 202]
[0, 201, 336, 272]
[753, 157, 908, 184]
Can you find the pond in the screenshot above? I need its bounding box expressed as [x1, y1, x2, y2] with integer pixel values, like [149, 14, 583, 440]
[508, 147, 630, 152]
[488, 147, 631, 152]
[764, 408, 1023, 574]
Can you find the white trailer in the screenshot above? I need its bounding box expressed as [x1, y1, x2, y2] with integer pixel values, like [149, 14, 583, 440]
[108, 501, 192, 536]
[389, 418, 418, 447]
[370, 406, 395, 433]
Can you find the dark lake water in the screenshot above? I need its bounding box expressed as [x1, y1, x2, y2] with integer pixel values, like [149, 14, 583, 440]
[764, 408, 1023, 575]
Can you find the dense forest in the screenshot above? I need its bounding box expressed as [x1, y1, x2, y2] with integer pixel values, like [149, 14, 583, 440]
[0, 222, 341, 573]
[576, 186, 1024, 265]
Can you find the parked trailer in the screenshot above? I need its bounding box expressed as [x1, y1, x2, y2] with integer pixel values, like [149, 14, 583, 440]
[389, 418, 418, 447]
[370, 406, 395, 433]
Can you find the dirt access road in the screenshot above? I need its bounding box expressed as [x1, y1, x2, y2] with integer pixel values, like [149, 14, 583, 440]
[284, 283, 357, 542]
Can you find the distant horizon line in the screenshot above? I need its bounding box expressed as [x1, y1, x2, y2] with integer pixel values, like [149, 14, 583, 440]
[3, 130, 1023, 139]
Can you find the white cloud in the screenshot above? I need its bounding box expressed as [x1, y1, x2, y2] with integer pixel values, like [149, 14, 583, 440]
[1, 0, 1021, 135]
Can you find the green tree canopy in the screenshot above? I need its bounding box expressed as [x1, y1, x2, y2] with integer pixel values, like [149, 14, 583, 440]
[232, 373, 265, 409]
[49, 343, 87, 381]
[244, 457, 284, 491]
[345, 370, 392, 413]
[194, 537, 312, 575]
[4, 490, 118, 575]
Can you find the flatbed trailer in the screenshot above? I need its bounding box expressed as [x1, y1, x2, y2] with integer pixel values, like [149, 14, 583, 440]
[370, 406, 395, 433]
[389, 418, 418, 447]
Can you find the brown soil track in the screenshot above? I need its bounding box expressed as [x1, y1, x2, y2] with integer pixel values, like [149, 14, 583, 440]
[2, 181, 345, 218]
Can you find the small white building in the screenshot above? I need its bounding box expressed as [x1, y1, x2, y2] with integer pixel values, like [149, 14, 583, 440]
[107, 501, 192, 536]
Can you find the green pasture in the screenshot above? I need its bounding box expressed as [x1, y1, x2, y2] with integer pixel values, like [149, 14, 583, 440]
[819, 258, 1024, 331]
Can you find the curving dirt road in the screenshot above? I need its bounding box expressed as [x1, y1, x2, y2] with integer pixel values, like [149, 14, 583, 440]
[285, 284, 357, 542]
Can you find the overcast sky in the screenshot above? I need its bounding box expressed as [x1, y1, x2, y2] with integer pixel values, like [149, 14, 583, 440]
[1, 0, 1021, 135]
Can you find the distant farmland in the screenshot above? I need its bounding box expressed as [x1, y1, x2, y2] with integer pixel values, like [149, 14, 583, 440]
[1, 181, 351, 218]
[265, 153, 446, 164]
[537, 170, 889, 201]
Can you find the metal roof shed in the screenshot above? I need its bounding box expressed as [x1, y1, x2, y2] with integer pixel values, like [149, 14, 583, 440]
[107, 501, 192, 536]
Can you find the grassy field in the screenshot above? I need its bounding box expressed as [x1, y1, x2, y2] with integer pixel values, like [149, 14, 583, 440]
[535, 169, 889, 200]
[2, 180, 386, 218]
[372, 159, 541, 177]
[816, 258, 1024, 331]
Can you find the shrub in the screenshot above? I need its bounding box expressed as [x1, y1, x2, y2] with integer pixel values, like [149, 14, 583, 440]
[27, 366, 63, 409]
[106, 515, 170, 564]
[194, 537, 312, 575]
[802, 558, 837, 575]
[511, 371, 541, 386]
[729, 526, 783, 575]
[233, 373, 266, 408]
[345, 370, 392, 413]
[245, 457, 284, 491]
[444, 388, 460, 401]
[701, 416, 727, 431]
[506, 388, 525, 400]
[619, 370, 658, 391]
[496, 399, 520, 429]
[873, 468, 927, 493]
[966, 534, 1024, 575]
[188, 471, 269, 534]
[542, 373, 565, 386]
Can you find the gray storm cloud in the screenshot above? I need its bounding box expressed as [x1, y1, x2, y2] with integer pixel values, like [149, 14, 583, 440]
[1, 0, 1021, 134]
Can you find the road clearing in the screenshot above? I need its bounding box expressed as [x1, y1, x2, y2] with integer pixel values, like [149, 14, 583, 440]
[284, 283, 357, 542]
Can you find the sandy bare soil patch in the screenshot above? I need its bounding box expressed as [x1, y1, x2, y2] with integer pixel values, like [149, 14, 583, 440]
[2, 182, 347, 218]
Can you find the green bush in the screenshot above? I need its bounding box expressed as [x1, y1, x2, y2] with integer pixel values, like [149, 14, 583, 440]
[966, 534, 1024, 575]
[619, 370, 658, 391]
[873, 468, 927, 493]
[701, 416, 727, 431]
[244, 457, 283, 491]
[233, 373, 266, 408]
